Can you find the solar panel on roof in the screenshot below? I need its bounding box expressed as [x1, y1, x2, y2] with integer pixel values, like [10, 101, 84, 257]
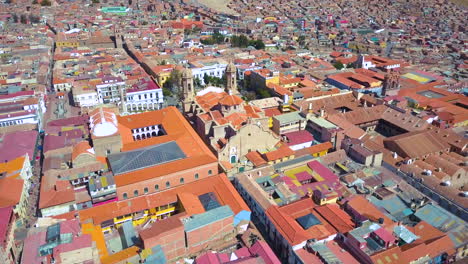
[296, 213, 321, 230]
[198, 192, 221, 211]
[108, 141, 186, 175]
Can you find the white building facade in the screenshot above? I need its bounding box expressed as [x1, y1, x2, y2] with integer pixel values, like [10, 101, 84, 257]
[96, 77, 126, 104]
[191, 60, 228, 85]
[125, 78, 164, 112]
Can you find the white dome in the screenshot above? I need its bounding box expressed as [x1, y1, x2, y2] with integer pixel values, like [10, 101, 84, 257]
[92, 122, 118, 137]
[89, 107, 119, 137]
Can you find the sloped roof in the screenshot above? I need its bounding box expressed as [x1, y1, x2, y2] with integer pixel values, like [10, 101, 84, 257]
[219, 94, 243, 106]
[183, 205, 233, 232]
[73, 173, 249, 225]
[71, 141, 94, 161]
[108, 141, 186, 175]
[384, 130, 450, 158]
[0, 177, 24, 207]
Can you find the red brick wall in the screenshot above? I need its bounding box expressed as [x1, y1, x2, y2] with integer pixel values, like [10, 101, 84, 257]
[186, 216, 234, 254]
[117, 162, 218, 199]
[142, 225, 186, 259]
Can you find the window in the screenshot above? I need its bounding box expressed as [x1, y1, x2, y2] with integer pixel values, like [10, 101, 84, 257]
[155, 184, 159, 190]
[195, 173, 199, 179]
[208, 170, 213, 175]
[180, 178, 184, 184]
[144, 187, 148, 194]
[166, 181, 170, 188]
[134, 190, 139, 197]
[123, 193, 128, 199]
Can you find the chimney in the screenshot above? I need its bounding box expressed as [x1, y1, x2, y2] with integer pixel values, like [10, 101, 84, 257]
[320, 107, 325, 117]
[308, 103, 313, 111]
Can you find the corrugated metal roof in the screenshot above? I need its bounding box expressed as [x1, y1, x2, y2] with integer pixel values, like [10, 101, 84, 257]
[273, 111, 306, 124]
[183, 205, 233, 232]
[108, 141, 186, 175]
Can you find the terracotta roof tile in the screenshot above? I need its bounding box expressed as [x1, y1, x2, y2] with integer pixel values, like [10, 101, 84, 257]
[0, 177, 24, 207]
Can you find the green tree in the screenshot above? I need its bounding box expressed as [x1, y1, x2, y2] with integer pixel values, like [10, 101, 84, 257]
[29, 14, 40, 23]
[257, 88, 270, 98]
[243, 91, 256, 101]
[249, 39, 265, 50]
[20, 14, 27, 24]
[162, 88, 172, 97]
[40, 0, 52, 6]
[194, 77, 202, 88]
[201, 32, 225, 45]
[203, 73, 210, 86]
[333, 61, 344, 70]
[165, 69, 182, 90]
[231, 34, 250, 48]
[159, 60, 167, 65]
[92, 0, 99, 3]
[254, 39, 265, 50]
[32, 0, 38, 4]
[298, 35, 306, 47]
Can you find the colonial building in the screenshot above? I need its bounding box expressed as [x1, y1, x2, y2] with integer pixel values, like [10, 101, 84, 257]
[108, 106, 218, 200]
[125, 77, 164, 112]
[0, 91, 46, 129]
[0, 207, 19, 264]
[185, 63, 280, 173]
[96, 76, 126, 105]
[190, 59, 228, 86]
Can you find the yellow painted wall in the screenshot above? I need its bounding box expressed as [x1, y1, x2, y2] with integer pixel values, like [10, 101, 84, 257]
[56, 41, 79, 48]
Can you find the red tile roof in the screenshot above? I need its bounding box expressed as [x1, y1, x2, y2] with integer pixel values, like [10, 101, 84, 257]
[266, 198, 340, 246]
[115, 107, 217, 187]
[219, 94, 244, 106]
[283, 130, 314, 146]
[314, 204, 354, 233]
[264, 144, 294, 162]
[0, 177, 24, 207]
[73, 174, 249, 226]
[245, 151, 267, 167]
[346, 195, 394, 229]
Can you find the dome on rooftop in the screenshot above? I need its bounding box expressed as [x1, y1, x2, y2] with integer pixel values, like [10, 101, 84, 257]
[182, 67, 193, 78]
[89, 107, 118, 138]
[226, 61, 237, 72]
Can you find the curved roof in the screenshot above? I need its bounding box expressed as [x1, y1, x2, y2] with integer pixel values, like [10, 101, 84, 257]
[72, 141, 95, 161]
[219, 94, 243, 106]
[226, 61, 237, 73]
[182, 67, 193, 78]
[89, 108, 118, 138]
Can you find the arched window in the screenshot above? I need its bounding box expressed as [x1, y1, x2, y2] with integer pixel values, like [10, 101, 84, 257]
[155, 184, 159, 190]
[144, 187, 148, 194]
[123, 193, 128, 199]
[195, 173, 199, 179]
[134, 190, 139, 197]
[180, 178, 184, 184]
[166, 181, 170, 188]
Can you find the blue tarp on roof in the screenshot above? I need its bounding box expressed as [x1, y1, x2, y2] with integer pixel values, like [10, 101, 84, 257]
[234, 210, 251, 226]
[394, 225, 419, 244]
